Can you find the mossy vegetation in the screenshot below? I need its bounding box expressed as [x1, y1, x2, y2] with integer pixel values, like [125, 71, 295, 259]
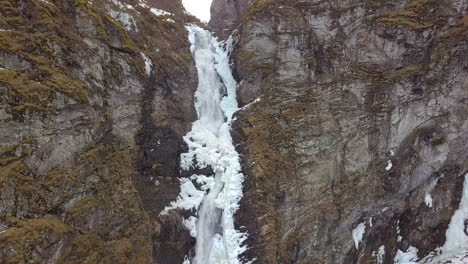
[0, 138, 36, 184]
[384, 64, 428, 82]
[68, 196, 100, 218]
[432, 14, 468, 61]
[244, 0, 283, 20]
[431, 137, 445, 146]
[1, 145, 153, 263]
[0, 217, 73, 263]
[0, 0, 90, 118]
[376, 0, 445, 31]
[0, 0, 194, 262]
[349, 62, 428, 84]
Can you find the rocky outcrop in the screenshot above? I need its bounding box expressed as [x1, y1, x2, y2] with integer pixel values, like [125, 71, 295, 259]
[0, 0, 199, 263]
[209, 0, 250, 39]
[222, 0, 468, 263]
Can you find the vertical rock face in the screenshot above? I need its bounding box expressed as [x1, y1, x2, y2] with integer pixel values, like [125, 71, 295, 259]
[0, 0, 199, 263]
[209, 0, 250, 39]
[215, 0, 468, 263]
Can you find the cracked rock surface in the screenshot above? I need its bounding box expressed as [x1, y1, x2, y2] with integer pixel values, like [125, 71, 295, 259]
[212, 0, 468, 263]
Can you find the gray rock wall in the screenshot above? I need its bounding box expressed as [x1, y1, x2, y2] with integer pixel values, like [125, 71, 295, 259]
[225, 0, 468, 263]
[209, 0, 250, 39]
[0, 0, 199, 263]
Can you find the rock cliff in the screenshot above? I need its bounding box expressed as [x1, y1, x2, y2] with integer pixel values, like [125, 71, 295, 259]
[1, 0, 467, 263]
[210, 0, 468, 263]
[0, 0, 199, 263]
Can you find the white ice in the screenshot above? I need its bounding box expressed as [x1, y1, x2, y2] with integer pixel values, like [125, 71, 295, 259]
[112, 0, 134, 10]
[424, 179, 437, 208]
[141, 52, 153, 76]
[352, 222, 366, 249]
[109, 10, 138, 31]
[150, 8, 173, 16]
[162, 25, 248, 264]
[396, 173, 468, 263]
[429, 173, 468, 260]
[373, 245, 385, 264]
[394, 246, 419, 264]
[386, 160, 393, 171]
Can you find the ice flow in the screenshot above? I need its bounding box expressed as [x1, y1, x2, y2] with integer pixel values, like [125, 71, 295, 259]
[163, 25, 249, 264]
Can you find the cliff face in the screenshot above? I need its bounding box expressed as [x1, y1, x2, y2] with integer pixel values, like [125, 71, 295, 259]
[209, 0, 249, 39]
[0, 0, 198, 263]
[210, 0, 468, 263]
[2, 0, 467, 263]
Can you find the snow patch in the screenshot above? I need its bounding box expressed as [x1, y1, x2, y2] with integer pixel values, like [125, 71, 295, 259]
[424, 179, 438, 208]
[141, 52, 153, 76]
[386, 160, 393, 171]
[394, 246, 419, 264]
[241, 96, 262, 110]
[39, 0, 54, 6]
[109, 10, 138, 31]
[138, 1, 149, 8]
[406, 174, 468, 263]
[352, 222, 366, 249]
[372, 245, 385, 264]
[150, 8, 173, 16]
[111, 0, 134, 10]
[424, 193, 433, 208]
[442, 173, 468, 252]
[396, 220, 402, 242]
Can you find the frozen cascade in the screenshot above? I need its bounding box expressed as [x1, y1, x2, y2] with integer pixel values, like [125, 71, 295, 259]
[163, 25, 249, 264]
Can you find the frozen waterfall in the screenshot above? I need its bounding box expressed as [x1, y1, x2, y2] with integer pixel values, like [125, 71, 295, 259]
[162, 25, 249, 264]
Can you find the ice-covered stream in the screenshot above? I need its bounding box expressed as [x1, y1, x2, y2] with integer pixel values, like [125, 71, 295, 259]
[162, 25, 248, 264]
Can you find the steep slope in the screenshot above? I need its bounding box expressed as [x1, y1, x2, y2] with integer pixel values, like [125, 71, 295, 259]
[209, 0, 468, 263]
[0, 0, 199, 263]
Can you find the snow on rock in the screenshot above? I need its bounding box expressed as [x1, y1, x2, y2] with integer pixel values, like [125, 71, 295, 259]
[420, 248, 468, 264]
[424, 179, 438, 208]
[394, 246, 419, 264]
[111, 0, 134, 10]
[141, 52, 153, 76]
[420, 173, 468, 263]
[39, 0, 54, 6]
[396, 220, 403, 242]
[184, 216, 198, 237]
[409, 173, 468, 264]
[241, 96, 262, 110]
[138, 1, 149, 8]
[372, 245, 385, 264]
[352, 222, 366, 249]
[109, 10, 138, 31]
[424, 193, 433, 208]
[150, 8, 173, 16]
[443, 173, 468, 250]
[386, 160, 393, 171]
